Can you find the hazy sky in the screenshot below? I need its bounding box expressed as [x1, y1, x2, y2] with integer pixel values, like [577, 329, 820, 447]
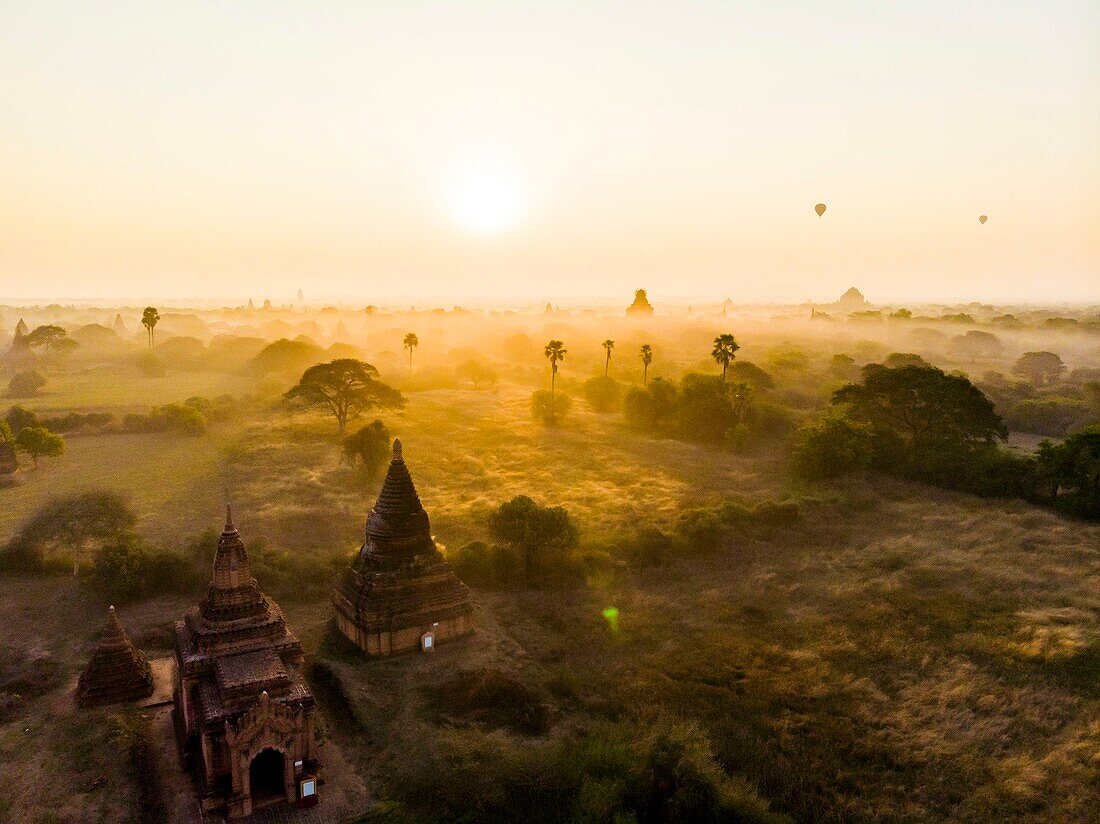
[1, 1, 1097, 305]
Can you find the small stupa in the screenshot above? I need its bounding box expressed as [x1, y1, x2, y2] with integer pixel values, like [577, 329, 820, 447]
[626, 289, 655, 317]
[333, 439, 473, 656]
[76, 606, 154, 707]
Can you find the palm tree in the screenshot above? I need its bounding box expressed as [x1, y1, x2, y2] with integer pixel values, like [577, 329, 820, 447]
[544, 339, 567, 409]
[601, 339, 614, 376]
[711, 334, 740, 381]
[141, 307, 160, 351]
[640, 344, 653, 386]
[403, 332, 418, 374]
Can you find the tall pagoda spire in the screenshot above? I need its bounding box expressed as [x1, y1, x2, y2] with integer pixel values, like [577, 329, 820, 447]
[360, 439, 434, 558]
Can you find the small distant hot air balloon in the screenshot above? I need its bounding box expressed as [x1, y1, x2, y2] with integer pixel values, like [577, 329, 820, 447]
[815, 203, 827, 217]
[979, 215, 987, 224]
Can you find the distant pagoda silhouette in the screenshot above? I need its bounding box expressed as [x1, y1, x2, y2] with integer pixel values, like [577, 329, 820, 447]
[627, 289, 655, 317]
[333, 439, 473, 656]
[76, 605, 154, 707]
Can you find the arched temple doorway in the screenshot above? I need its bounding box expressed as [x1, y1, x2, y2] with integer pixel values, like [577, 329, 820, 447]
[249, 748, 286, 808]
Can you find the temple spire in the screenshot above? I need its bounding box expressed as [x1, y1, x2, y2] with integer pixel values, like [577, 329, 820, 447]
[392, 438, 403, 462]
[224, 501, 237, 533]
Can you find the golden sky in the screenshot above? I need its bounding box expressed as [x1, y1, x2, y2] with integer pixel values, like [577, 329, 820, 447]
[1, 2, 1097, 304]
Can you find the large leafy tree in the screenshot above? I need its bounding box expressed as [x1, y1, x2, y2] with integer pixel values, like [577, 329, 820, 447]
[284, 358, 404, 434]
[488, 495, 579, 585]
[711, 334, 740, 381]
[15, 426, 65, 469]
[141, 307, 160, 350]
[1036, 426, 1100, 517]
[23, 325, 77, 355]
[403, 332, 419, 373]
[2, 490, 134, 575]
[342, 419, 392, 479]
[833, 364, 1007, 457]
[1013, 351, 1066, 386]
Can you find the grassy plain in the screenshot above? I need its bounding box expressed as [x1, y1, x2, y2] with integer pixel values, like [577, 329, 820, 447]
[0, 311, 1098, 822]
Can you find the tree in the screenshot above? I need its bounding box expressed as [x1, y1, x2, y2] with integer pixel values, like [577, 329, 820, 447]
[624, 378, 678, 431]
[1013, 351, 1066, 386]
[833, 364, 1007, 459]
[15, 426, 65, 469]
[711, 334, 740, 381]
[1036, 426, 1100, 517]
[531, 389, 572, 425]
[23, 325, 77, 357]
[250, 338, 323, 376]
[403, 332, 419, 373]
[6, 370, 46, 398]
[583, 376, 622, 413]
[488, 495, 579, 585]
[141, 307, 160, 350]
[0, 421, 16, 474]
[544, 340, 567, 412]
[456, 360, 498, 389]
[2, 490, 133, 575]
[284, 358, 404, 434]
[949, 330, 1002, 362]
[791, 414, 875, 481]
[601, 339, 614, 376]
[640, 344, 653, 386]
[342, 419, 392, 479]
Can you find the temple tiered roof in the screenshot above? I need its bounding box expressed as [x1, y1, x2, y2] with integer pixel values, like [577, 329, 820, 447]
[77, 605, 154, 707]
[334, 439, 473, 656]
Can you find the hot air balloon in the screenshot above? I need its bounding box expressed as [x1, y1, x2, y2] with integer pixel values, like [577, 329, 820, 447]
[815, 203, 826, 217]
[979, 215, 987, 224]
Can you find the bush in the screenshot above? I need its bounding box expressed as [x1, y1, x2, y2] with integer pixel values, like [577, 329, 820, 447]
[583, 375, 623, 413]
[488, 496, 580, 585]
[343, 419, 391, 479]
[6, 370, 46, 398]
[135, 351, 166, 377]
[1, 490, 136, 574]
[382, 719, 789, 824]
[123, 402, 207, 435]
[791, 414, 875, 481]
[426, 668, 549, 734]
[530, 389, 572, 425]
[92, 538, 201, 602]
[451, 540, 520, 588]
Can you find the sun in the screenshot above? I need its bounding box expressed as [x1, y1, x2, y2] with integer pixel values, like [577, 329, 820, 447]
[446, 161, 525, 234]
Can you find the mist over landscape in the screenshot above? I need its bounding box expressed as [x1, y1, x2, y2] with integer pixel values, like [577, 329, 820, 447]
[1, 3, 1098, 824]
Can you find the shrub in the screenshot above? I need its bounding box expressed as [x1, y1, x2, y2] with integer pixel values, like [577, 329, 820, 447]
[6, 370, 46, 398]
[530, 389, 572, 425]
[488, 496, 580, 585]
[343, 419, 391, 479]
[135, 351, 166, 377]
[451, 540, 520, 588]
[14, 426, 65, 467]
[426, 668, 549, 735]
[791, 414, 875, 481]
[583, 375, 623, 413]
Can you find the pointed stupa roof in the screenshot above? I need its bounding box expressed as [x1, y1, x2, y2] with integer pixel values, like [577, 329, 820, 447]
[76, 606, 154, 707]
[15, 317, 28, 335]
[201, 503, 265, 622]
[361, 439, 435, 559]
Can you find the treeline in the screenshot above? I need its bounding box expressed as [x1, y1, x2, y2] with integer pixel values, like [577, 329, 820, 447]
[0, 490, 343, 602]
[452, 494, 805, 589]
[793, 364, 1100, 519]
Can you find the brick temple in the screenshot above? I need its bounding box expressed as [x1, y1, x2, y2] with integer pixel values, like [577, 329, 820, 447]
[333, 439, 473, 656]
[173, 506, 320, 818]
[76, 605, 154, 707]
